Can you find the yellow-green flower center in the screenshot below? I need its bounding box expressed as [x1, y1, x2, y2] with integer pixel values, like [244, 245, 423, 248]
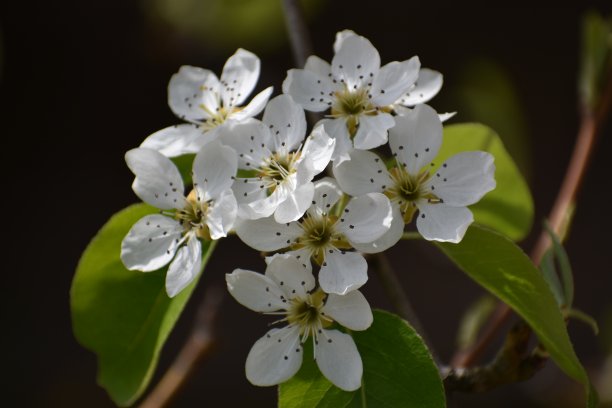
[175, 190, 211, 239]
[286, 289, 332, 335]
[385, 166, 441, 223]
[292, 214, 351, 265]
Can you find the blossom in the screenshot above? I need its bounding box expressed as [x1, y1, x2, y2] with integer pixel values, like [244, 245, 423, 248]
[219, 94, 335, 223]
[283, 30, 421, 161]
[121, 141, 238, 297]
[333, 104, 496, 245]
[140, 49, 273, 157]
[226, 253, 372, 391]
[235, 178, 392, 295]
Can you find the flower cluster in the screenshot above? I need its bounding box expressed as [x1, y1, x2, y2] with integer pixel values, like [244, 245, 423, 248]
[120, 30, 495, 391]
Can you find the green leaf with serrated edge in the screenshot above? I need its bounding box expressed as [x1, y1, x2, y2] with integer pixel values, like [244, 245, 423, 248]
[436, 225, 593, 406]
[279, 310, 445, 408]
[70, 204, 216, 406]
[436, 123, 534, 241]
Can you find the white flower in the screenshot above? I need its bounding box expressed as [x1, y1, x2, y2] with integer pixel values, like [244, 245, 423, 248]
[333, 104, 496, 245]
[235, 178, 392, 295]
[283, 30, 421, 162]
[226, 253, 372, 391]
[140, 49, 273, 157]
[219, 95, 335, 223]
[121, 141, 238, 297]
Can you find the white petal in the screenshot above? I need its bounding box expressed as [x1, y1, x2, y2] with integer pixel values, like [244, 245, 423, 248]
[425, 151, 496, 206]
[332, 149, 390, 196]
[370, 57, 420, 106]
[388, 104, 442, 175]
[333, 30, 357, 53]
[235, 216, 301, 251]
[439, 111, 457, 122]
[397, 68, 443, 106]
[319, 250, 368, 295]
[304, 55, 331, 77]
[165, 236, 202, 297]
[226, 268, 286, 312]
[336, 193, 392, 244]
[296, 124, 335, 183]
[331, 33, 380, 89]
[309, 177, 343, 216]
[247, 173, 297, 219]
[353, 112, 394, 151]
[322, 291, 373, 331]
[233, 177, 267, 210]
[168, 65, 219, 123]
[206, 189, 238, 239]
[192, 140, 238, 201]
[352, 204, 404, 254]
[282, 69, 336, 112]
[231, 86, 273, 121]
[246, 326, 303, 386]
[274, 182, 314, 223]
[125, 148, 185, 210]
[140, 124, 206, 158]
[265, 253, 316, 299]
[220, 48, 260, 107]
[218, 119, 273, 169]
[263, 94, 307, 153]
[121, 214, 183, 272]
[416, 203, 473, 243]
[315, 329, 363, 391]
[319, 118, 353, 163]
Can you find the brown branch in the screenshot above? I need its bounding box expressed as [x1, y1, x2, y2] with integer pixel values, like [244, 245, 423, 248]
[451, 69, 612, 369]
[139, 286, 224, 408]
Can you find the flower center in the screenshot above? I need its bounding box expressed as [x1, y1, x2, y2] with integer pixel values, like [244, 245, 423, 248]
[292, 214, 351, 264]
[175, 190, 211, 239]
[385, 166, 440, 223]
[286, 289, 332, 336]
[259, 152, 300, 194]
[330, 86, 379, 137]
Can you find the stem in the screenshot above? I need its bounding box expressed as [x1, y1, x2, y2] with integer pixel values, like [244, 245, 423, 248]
[451, 72, 612, 369]
[281, 0, 313, 68]
[139, 285, 224, 408]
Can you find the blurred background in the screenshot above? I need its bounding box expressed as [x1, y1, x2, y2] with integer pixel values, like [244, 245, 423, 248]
[2, 1, 611, 406]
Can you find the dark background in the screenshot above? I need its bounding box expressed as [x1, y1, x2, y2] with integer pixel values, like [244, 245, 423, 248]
[2, 1, 611, 407]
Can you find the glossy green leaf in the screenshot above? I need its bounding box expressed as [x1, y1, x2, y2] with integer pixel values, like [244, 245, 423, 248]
[70, 204, 215, 406]
[438, 123, 534, 241]
[279, 310, 445, 408]
[437, 225, 592, 405]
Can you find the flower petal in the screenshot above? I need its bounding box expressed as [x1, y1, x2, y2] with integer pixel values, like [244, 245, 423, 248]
[218, 118, 273, 169]
[304, 55, 331, 77]
[231, 86, 273, 121]
[319, 250, 368, 295]
[309, 177, 343, 216]
[263, 94, 307, 153]
[322, 290, 373, 331]
[424, 151, 496, 206]
[315, 329, 363, 391]
[352, 204, 404, 253]
[333, 30, 357, 53]
[235, 216, 301, 251]
[282, 68, 336, 112]
[246, 173, 297, 219]
[246, 326, 303, 386]
[265, 253, 316, 299]
[370, 57, 420, 106]
[332, 149, 390, 196]
[220, 48, 260, 108]
[140, 124, 206, 158]
[353, 112, 394, 150]
[296, 124, 335, 184]
[388, 104, 442, 175]
[206, 189, 238, 239]
[397, 68, 443, 107]
[165, 236, 202, 297]
[125, 148, 185, 209]
[121, 214, 183, 272]
[319, 118, 353, 163]
[233, 177, 268, 210]
[226, 268, 286, 312]
[416, 202, 473, 243]
[168, 65, 219, 123]
[192, 140, 238, 201]
[331, 32, 380, 89]
[336, 193, 392, 244]
[274, 182, 314, 223]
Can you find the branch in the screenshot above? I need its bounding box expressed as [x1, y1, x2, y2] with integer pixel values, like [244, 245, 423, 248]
[139, 286, 224, 408]
[281, 0, 313, 68]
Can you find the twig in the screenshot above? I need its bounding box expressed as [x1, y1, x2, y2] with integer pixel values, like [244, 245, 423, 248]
[139, 286, 224, 408]
[281, 0, 313, 68]
[451, 70, 612, 369]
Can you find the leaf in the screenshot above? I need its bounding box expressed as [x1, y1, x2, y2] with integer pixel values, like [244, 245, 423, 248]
[279, 310, 445, 408]
[70, 204, 216, 406]
[544, 222, 575, 307]
[456, 295, 497, 350]
[567, 308, 600, 335]
[579, 11, 612, 110]
[436, 225, 592, 405]
[438, 123, 534, 241]
[171, 153, 195, 186]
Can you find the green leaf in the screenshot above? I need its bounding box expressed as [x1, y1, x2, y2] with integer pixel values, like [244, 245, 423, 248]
[438, 123, 534, 241]
[579, 11, 612, 110]
[544, 223, 575, 307]
[567, 308, 600, 335]
[70, 204, 216, 406]
[456, 295, 497, 350]
[171, 153, 195, 186]
[279, 310, 445, 408]
[436, 225, 592, 404]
